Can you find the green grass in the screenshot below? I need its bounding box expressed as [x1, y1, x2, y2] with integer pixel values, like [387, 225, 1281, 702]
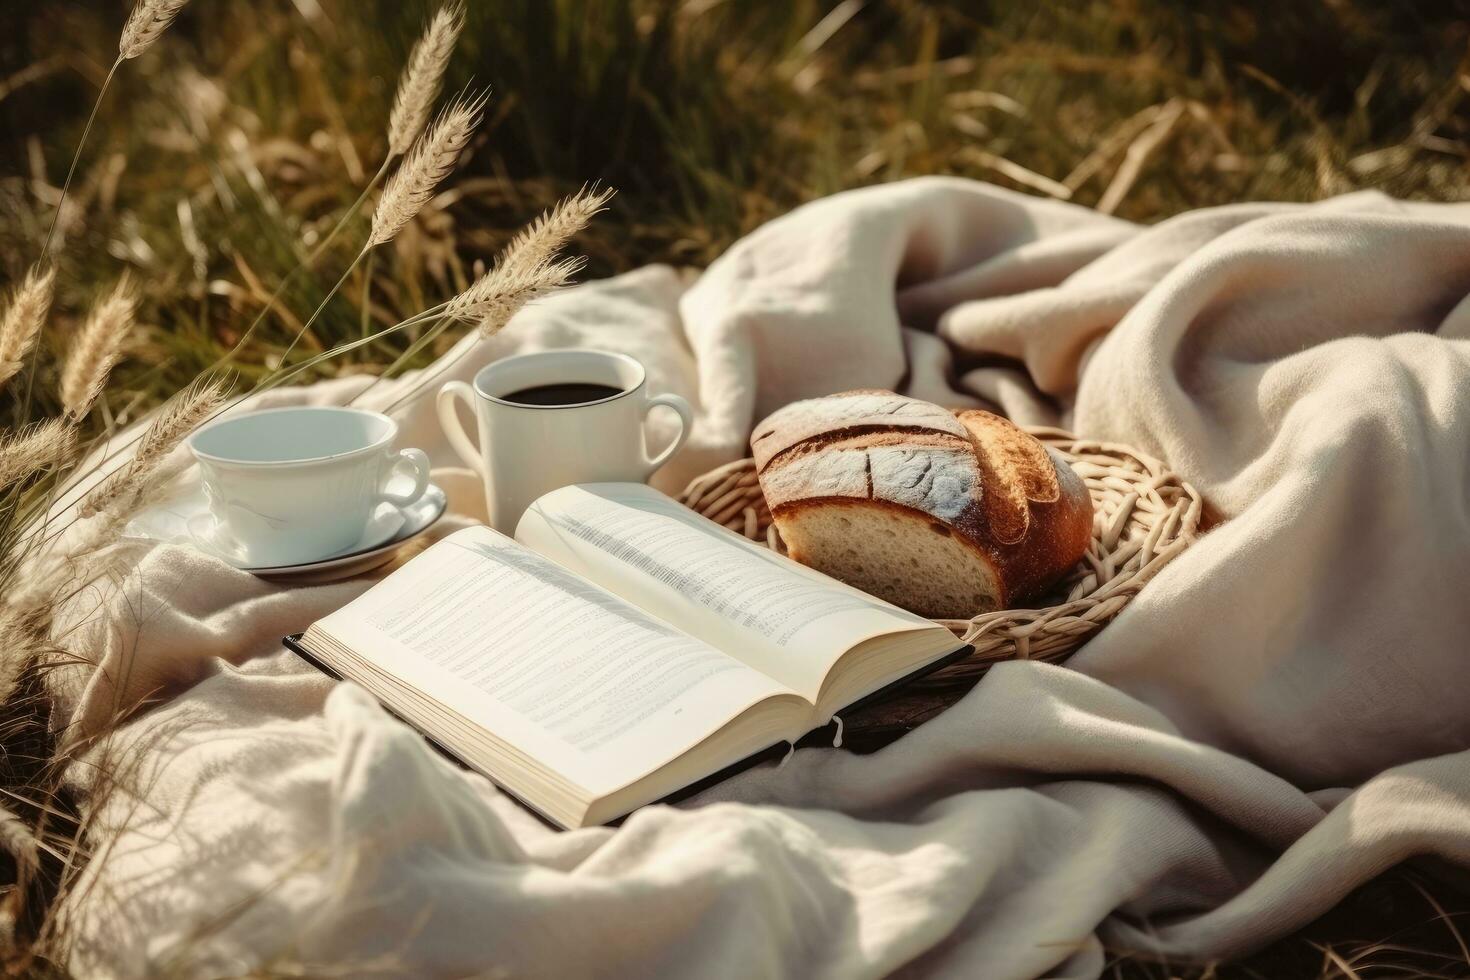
[1, 1, 1468, 976]
[1, 0, 1467, 434]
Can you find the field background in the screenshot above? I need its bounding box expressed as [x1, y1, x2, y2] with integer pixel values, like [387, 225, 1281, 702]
[2, 1, 1469, 976]
[3, 0, 1469, 434]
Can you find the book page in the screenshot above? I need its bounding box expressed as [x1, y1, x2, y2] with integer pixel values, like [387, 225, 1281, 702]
[314, 526, 789, 798]
[515, 483, 944, 703]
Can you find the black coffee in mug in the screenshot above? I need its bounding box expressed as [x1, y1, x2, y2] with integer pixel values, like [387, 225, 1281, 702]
[501, 382, 624, 407]
[440, 349, 694, 530]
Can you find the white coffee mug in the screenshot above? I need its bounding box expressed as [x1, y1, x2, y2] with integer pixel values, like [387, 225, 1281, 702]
[437, 349, 693, 531]
[188, 406, 431, 567]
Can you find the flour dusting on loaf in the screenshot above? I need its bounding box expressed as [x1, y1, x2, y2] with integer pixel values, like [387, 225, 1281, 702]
[759, 445, 980, 522]
[751, 389, 969, 471]
[752, 390, 1094, 619]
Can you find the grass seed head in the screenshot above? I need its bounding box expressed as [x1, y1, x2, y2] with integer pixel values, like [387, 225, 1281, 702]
[59, 278, 138, 420]
[119, 0, 192, 60]
[387, 1, 466, 156]
[0, 265, 55, 392]
[370, 90, 488, 249]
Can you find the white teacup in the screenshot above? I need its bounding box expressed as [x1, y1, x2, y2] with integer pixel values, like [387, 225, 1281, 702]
[437, 349, 693, 532]
[188, 406, 430, 567]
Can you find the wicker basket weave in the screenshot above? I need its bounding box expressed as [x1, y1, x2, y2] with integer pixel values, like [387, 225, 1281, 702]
[677, 427, 1203, 691]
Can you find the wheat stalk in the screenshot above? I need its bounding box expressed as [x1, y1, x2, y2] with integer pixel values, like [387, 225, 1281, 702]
[447, 256, 588, 334]
[38, 0, 187, 257]
[79, 377, 228, 519]
[369, 90, 487, 248]
[343, 258, 584, 410]
[0, 419, 77, 491]
[498, 185, 614, 276]
[443, 185, 614, 333]
[281, 91, 486, 367]
[119, 0, 192, 60]
[205, 4, 464, 376]
[5, 453, 160, 616]
[345, 187, 613, 408]
[0, 265, 54, 391]
[3, 512, 134, 620]
[59, 278, 137, 419]
[387, 2, 465, 156]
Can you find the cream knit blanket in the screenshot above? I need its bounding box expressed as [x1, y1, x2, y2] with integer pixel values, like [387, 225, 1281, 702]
[54, 179, 1470, 978]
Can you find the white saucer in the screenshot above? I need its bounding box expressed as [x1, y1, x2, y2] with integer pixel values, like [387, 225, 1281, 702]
[126, 481, 447, 580]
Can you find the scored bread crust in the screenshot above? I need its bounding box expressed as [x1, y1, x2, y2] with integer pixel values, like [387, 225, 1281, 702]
[750, 390, 971, 471]
[751, 390, 1094, 617]
[957, 410, 1094, 603]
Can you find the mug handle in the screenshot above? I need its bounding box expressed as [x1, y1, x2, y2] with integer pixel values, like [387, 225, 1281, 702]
[437, 381, 486, 477]
[378, 448, 431, 507]
[643, 393, 694, 476]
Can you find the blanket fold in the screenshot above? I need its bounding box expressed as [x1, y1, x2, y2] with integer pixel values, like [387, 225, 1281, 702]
[57, 177, 1470, 979]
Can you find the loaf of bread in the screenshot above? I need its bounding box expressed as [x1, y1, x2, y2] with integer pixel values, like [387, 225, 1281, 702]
[750, 390, 1093, 618]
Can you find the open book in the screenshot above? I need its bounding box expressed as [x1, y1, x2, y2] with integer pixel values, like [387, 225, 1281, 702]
[291, 482, 968, 829]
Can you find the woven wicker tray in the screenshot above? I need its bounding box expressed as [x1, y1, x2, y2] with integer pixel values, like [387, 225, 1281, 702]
[678, 427, 1203, 704]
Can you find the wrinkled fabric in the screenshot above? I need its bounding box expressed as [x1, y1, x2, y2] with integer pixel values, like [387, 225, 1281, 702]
[54, 178, 1470, 979]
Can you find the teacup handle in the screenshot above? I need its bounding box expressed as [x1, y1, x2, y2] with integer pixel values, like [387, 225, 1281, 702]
[437, 381, 486, 477]
[379, 448, 431, 507]
[643, 393, 693, 476]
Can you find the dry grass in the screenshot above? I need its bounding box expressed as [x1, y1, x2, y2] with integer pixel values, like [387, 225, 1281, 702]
[0, 0, 1465, 976]
[0, 265, 54, 389]
[57, 277, 137, 419]
[1106, 868, 1470, 979]
[0, 1, 611, 972]
[78, 375, 227, 518]
[368, 89, 487, 248]
[0, 419, 75, 493]
[450, 184, 614, 330]
[3, 1, 1465, 432]
[118, 0, 193, 62]
[386, 1, 464, 157]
